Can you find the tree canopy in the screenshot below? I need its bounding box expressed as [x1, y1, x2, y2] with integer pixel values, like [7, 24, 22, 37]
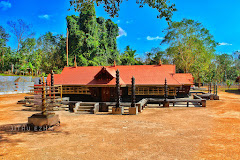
[0, 26, 11, 69]
[69, 0, 177, 21]
[7, 19, 35, 52]
[66, 2, 119, 66]
[161, 18, 217, 83]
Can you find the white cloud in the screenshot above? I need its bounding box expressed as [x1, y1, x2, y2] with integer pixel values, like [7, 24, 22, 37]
[116, 20, 120, 23]
[117, 27, 127, 38]
[126, 20, 133, 24]
[218, 42, 232, 46]
[0, 1, 11, 11]
[147, 36, 164, 41]
[38, 14, 50, 19]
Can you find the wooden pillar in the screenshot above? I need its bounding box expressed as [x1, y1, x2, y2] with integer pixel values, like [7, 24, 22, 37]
[210, 82, 212, 93]
[129, 76, 138, 114]
[131, 76, 136, 108]
[51, 70, 54, 87]
[116, 69, 120, 108]
[39, 78, 42, 84]
[42, 77, 46, 115]
[213, 83, 215, 94]
[216, 83, 218, 96]
[163, 78, 169, 107]
[112, 69, 123, 114]
[164, 78, 168, 101]
[51, 70, 55, 98]
[207, 83, 209, 93]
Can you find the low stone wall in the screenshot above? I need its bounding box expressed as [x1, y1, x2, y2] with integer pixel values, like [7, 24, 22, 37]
[0, 76, 41, 95]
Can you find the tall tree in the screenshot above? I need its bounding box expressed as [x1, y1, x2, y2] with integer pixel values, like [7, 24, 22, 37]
[70, 0, 176, 21]
[78, 2, 99, 59]
[97, 17, 108, 55]
[7, 19, 34, 52]
[162, 19, 217, 83]
[0, 26, 10, 70]
[36, 32, 65, 73]
[214, 53, 238, 82]
[66, 2, 119, 66]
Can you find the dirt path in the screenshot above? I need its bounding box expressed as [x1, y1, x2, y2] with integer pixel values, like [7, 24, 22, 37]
[0, 92, 239, 160]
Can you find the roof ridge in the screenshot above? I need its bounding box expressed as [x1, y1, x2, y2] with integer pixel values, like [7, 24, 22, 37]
[171, 73, 181, 85]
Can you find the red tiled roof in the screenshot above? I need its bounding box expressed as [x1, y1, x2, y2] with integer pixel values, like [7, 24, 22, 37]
[173, 73, 194, 85]
[47, 65, 193, 86]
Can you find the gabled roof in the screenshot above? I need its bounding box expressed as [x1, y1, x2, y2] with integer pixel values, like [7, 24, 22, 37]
[94, 67, 116, 79]
[47, 65, 193, 86]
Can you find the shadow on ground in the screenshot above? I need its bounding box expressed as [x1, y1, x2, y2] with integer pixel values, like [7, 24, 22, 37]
[225, 90, 240, 95]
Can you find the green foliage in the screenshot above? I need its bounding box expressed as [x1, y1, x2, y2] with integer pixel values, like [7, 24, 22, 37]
[0, 26, 11, 70]
[145, 47, 171, 65]
[7, 19, 35, 51]
[66, 2, 119, 67]
[213, 53, 239, 82]
[162, 19, 217, 84]
[226, 79, 232, 90]
[0, 26, 10, 47]
[69, 0, 176, 21]
[120, 46, 139, 65]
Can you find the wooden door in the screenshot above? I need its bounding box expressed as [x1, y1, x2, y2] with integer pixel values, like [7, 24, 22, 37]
[101, 87, 110, 102]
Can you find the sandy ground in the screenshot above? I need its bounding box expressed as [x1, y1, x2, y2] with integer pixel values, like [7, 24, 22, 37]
[0, 92, 239, 160]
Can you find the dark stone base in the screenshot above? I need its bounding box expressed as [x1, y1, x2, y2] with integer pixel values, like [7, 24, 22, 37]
[112, 107, 124, 115]
[214, 95, 219, 100]
[201, 100, 206, 107]
[209, 95, 214, 100]
[163, 101, 169, 107]
[28, 113, 60, 127]
[99, 102, 108, 112]
[129, 107, 138, 115]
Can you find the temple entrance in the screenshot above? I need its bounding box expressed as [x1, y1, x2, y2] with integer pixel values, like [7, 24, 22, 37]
[101, 87, 111, 102]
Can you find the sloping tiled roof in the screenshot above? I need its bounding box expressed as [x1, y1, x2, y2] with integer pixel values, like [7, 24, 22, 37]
[47, 65, 193, 86]
[173, 73, 194, 85]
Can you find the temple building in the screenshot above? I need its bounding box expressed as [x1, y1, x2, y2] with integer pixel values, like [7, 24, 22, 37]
[47, 64, 194, 102]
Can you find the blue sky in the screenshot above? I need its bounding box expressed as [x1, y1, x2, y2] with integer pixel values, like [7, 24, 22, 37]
[0, 0, 239, 57]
